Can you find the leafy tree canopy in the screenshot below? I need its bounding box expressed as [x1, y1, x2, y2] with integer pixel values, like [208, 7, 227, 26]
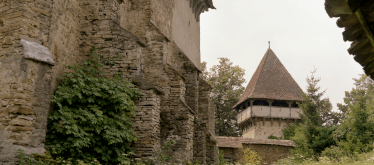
[334, 74, 374, 153]
[201, 58, 246, 137]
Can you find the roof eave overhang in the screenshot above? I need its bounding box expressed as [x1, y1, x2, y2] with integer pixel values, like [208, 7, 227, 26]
[232, 96, 304, 109]
[325, 0, 374, 78]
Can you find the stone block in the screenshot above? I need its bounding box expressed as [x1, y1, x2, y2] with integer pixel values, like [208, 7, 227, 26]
[9, 106, 34, 115]
[7, 126, 33, 132]
[9, 118, 32, 127]
[20, 39, 54, 65]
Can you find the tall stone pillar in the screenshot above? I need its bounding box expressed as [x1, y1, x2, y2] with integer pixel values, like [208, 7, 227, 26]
[0, 1, 54, 164]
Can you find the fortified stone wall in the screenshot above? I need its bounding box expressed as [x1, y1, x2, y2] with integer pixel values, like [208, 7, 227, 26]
[0, 0, 216, 164]
[216, 137, 295, 165]
[219, 144, 293, 165]
[242, 144, 293, 164]
[242, 119, 298, 139]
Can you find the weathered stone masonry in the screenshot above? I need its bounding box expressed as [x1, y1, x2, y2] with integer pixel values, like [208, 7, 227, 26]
[0, 0, 216, 164]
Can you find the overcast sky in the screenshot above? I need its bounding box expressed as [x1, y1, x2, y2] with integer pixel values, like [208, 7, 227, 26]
[200, 0, 363, 111]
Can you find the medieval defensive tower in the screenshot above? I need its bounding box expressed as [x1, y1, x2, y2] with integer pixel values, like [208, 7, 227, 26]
[233, 48, 304, 139]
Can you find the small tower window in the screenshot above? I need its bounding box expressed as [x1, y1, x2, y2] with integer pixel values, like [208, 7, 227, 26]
[253, 100, 269, 106]
[272, 100, 288, 107]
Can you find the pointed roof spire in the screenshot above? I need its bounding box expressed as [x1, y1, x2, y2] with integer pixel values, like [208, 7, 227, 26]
[233, 49, 304, 108]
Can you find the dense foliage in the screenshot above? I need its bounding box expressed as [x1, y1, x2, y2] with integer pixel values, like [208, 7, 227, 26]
[333, 75, 374, 154]
[201, 58, 246, 137]
[46, 47, 140, 164]
[242, 148, 262, 165]
[284, 73, 374, 163]
[290, 71, 337, 158]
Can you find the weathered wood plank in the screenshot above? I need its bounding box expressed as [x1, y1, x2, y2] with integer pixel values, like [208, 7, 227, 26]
[325, 0, 352, 17]
[337, 14, 359, 28]
[355, 9, 374, 50]
[343, 24, 363, 41]
[348, 38, 370, 55]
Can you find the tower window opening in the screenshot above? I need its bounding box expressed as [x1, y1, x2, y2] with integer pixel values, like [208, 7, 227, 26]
[272, 100, 288, 107]
[252, 100, 269, 106]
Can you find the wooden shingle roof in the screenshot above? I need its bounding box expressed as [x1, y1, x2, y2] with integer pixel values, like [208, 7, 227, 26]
[233, 49, 303, 108]
[215, 136, 296, 148]
[324, 0, 374, 78]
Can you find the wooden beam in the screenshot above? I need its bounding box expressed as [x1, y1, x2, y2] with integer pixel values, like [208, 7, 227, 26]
[325, 0, 352, 17]
[337, 14, 359, 28]
[263, 117, 265, 126]
[364, 62, 374, 76]
[271, 118, 273, 127]
[360, 53, 374, 67]
[348, 38, 370, 55]
[343, 24, 363, 42]
[254, 117, 257, 126]
[355, 9, 374, 49]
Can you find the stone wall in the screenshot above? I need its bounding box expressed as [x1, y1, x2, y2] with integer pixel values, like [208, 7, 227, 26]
[242, 119, 298, 139]
[243, 144, 293, 164]
[172, 0, 202, 68]
[216, 136, 295, 165]
[0, 1, 54, 164]
[0, 0, 216, 164]
[219, 144, 293, 165]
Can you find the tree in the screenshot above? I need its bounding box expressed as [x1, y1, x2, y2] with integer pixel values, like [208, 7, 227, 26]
[299, 70, 340, 127]
[334, 74, 374, 154]
[337, 74, 374, 120]
[201, 58, 246, 137]
[291, 70, 338, 157]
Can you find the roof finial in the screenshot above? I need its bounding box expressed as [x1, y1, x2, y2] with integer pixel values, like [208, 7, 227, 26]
[268, 41, 270, 49]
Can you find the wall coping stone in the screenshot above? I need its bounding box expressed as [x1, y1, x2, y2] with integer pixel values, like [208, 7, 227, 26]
[216, 136, 296, 148]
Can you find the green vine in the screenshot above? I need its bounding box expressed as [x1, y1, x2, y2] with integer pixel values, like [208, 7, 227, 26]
[46, 46, 140, 164]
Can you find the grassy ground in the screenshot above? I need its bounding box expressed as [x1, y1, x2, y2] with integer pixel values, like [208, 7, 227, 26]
[273, 151, 374, 165]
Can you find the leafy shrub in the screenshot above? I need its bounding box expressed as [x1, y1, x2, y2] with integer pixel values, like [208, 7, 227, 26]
[46, 47, 140, 164]
[321, 145, 345, 162]
[242, 147, 262, 165]
[282, 123, 299, 140]
[217, 150, 228, 165]
[16, 149, 104, 165]
[16, 149, 47, 165]
[336, 133, 364, 157]
[267, 134, 282, 140]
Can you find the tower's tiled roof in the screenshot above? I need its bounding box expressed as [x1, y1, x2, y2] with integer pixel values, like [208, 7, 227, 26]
[233, 49, 303, 108]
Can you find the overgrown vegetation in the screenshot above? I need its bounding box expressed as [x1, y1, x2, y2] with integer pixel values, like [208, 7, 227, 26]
[217, 150, 228, 165]
[281, 72, 374, 164]
[242, 148, 262, 165]
[267, 134, 283, 140]
[274, 150, 374, 165]
[45, 47, 140, 164]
